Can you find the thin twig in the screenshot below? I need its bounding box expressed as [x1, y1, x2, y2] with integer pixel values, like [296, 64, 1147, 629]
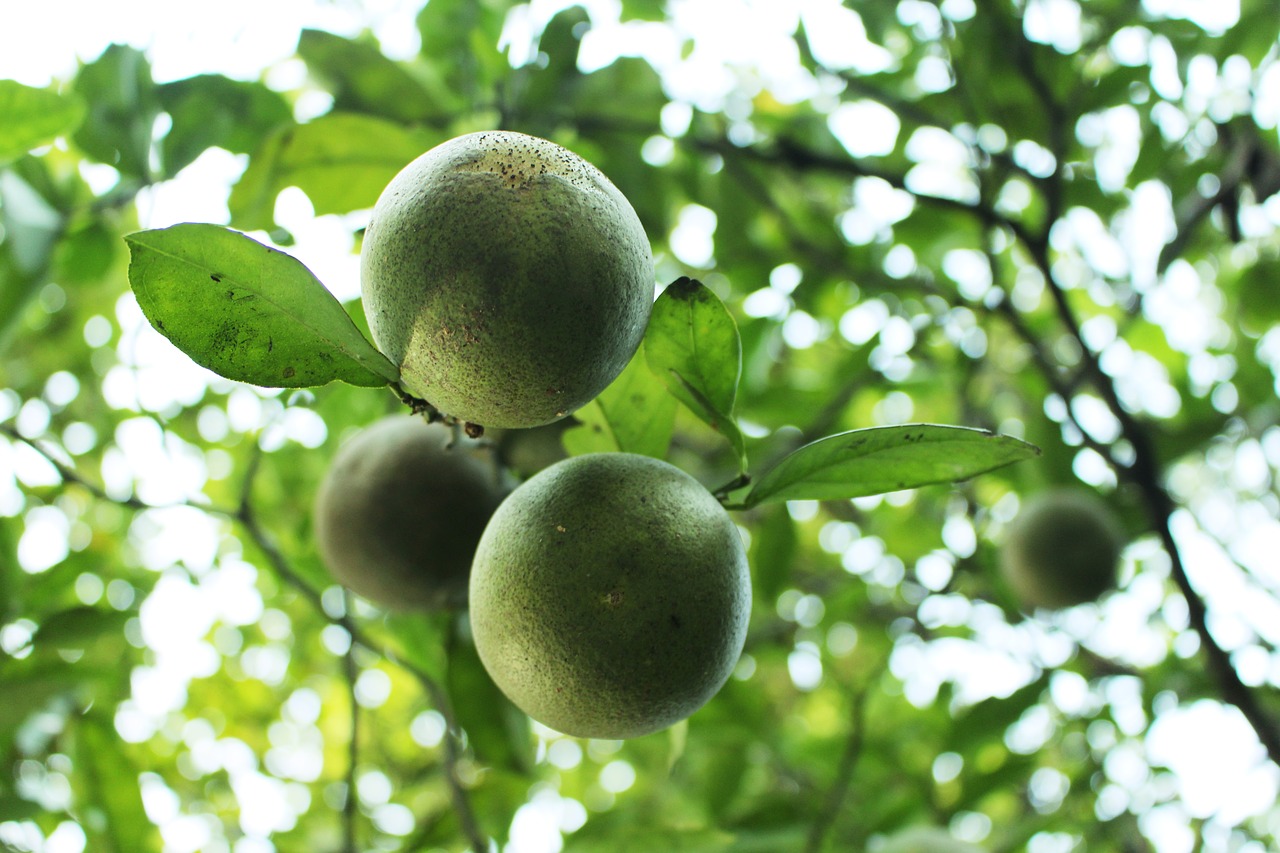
[343, 590, 360, 853]
[1018, 231, 1280, 767]
[805, 667, 880, 853]
[4, 422, 492, 848]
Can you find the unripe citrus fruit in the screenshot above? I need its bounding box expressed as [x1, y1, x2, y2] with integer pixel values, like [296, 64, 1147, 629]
[313, 416, 508, 610]
[879, 827, 986, 853]
[999, 487, 1125, 610]
[360, 130, 654, 429]
[469, 453, 751, 739]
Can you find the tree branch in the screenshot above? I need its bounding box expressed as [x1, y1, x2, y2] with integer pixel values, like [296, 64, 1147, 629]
[342, 590, 360, 853]
[1018, 236, 1280, 768]
[805, 668, 877, 853]
[4, 423, 492, 851]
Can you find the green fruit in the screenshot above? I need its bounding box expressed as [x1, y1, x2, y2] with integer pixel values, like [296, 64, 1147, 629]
[469, 453, 751, 739]
[878, 827, 986, 853]
[999, 488, 1125, 610]
[360, 130, 654, 429]
[313, 416, 508, 611]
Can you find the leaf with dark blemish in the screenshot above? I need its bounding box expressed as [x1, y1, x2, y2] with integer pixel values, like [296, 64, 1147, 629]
[126, 223, 399, 389]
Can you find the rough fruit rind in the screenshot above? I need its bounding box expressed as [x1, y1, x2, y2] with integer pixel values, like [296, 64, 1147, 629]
[361, 130, 654, 429]
[469, 452, 751, 739]
[999, 487, 1125, 611]
[313, 416, 507, 611]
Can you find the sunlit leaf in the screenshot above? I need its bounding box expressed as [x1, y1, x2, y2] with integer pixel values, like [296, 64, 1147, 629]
[645, 277, 747, 466]
[228, 113, 430, 231]
[0, 80, 85, 164]
[743, 424, 1040, 507]
[126, 223, 399, 388]
[563, 342, 676, 459]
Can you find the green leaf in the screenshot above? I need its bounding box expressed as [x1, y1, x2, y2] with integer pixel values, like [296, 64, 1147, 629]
[71, 44, 160, 180]
[750, 505, 797, 602]
[0, 80, 85, 164]
[228, 113, 429, 231]
[125, 223, 399, 388]
[645, 277, 747, 465]
[74, 714, 161, 853]
[0, 166, 63, 352]
[743, 424, 1041, 508]
[416, 0, 513, 102]
[31, 607, 131, 654]
[297, 29, 453, 124]
[157, 74, 293, 175]
[563, 342, 677, 458]
[379, 611, 449, 683]
[447, 636, 534, 776]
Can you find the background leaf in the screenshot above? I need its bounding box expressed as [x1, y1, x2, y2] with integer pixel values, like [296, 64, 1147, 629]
[126, 223, 398, 388]
[0, 81, 85, 164]
[227, 113, 430, 231]
[744, 425, 1041, 507]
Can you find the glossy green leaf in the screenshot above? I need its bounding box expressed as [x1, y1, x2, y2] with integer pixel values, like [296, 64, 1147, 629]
[0, 80, 85, 164]
[228, 113, 429, 231]
[563, 342, 676, 459]
[645, 277, 747, 465]
[126, 223, 399, 388]
[743, 425, 1041, 507]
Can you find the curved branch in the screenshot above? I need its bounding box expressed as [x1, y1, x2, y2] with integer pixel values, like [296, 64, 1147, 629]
[4, 423, 492, 851]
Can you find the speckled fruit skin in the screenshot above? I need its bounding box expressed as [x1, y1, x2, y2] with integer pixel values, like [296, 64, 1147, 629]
[360, 130, 654, 429]
[999, 488, 1125, 611]
[313, 416, 508, 611]
[468, 453, 751, 740]
[878, 827, 986, 853]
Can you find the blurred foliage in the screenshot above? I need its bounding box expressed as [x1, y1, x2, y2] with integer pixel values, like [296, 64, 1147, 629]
[3, 1, 1280, 852]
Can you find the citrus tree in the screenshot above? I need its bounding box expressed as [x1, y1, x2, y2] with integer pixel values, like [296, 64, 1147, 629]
[2, 1, 1280, 852]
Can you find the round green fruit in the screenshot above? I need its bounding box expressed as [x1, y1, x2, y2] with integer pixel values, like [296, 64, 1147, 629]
[878, 827, 986, 853]
[313, 416, 508, 611]
[469, 453, 751, 739]
[999, 487, 1125, 611]
[360, 130, 654, 429]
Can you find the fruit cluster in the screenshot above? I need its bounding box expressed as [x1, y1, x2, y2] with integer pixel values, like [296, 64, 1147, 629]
[315, 132, 751, 739]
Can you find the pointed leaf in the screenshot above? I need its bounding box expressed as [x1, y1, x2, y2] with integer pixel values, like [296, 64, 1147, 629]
[564, 342, 676, 459]
[645, 277, 746, 465]
[126, 223, 399, 388]
[0, 80, 85, 164]
[744, 424, 1040, 508]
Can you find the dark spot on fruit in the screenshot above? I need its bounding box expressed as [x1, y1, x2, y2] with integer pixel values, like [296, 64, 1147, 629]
[283, 366, 296, 379]
[210, 274, 222, 283]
